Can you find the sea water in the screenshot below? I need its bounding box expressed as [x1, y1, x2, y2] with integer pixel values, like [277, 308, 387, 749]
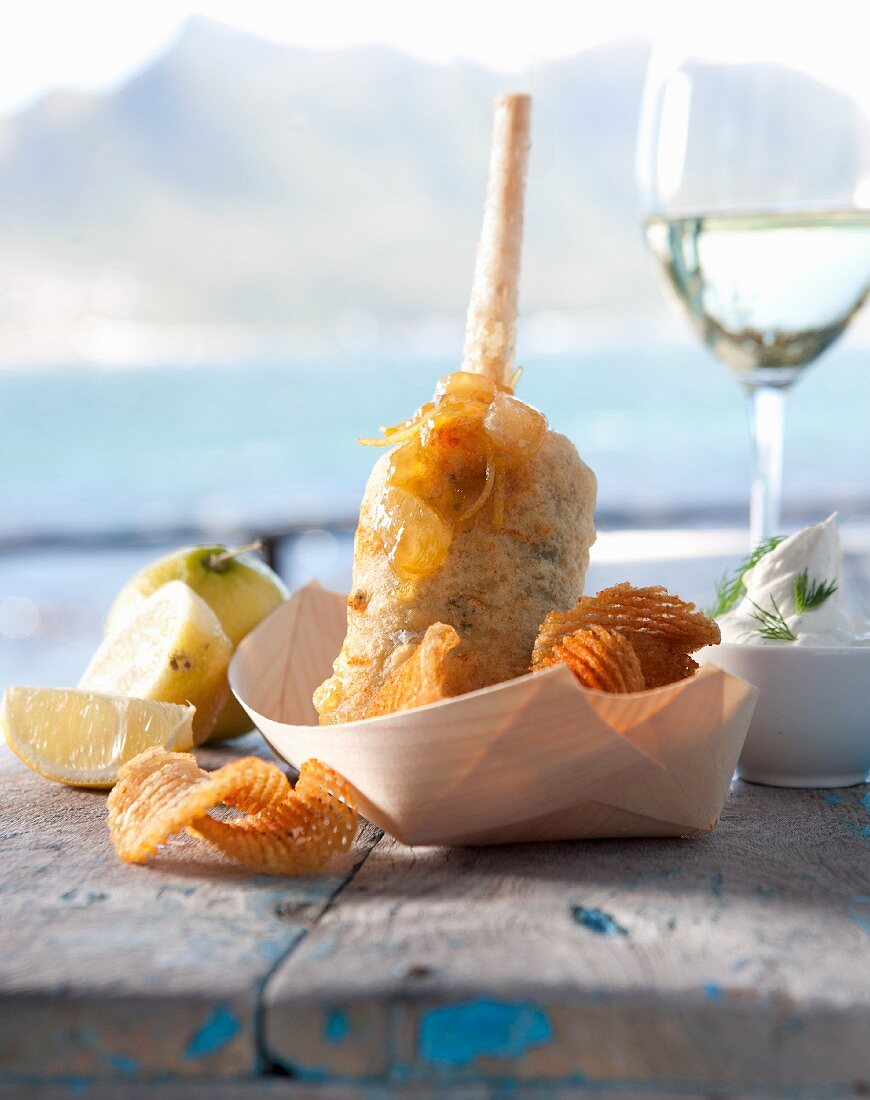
[3, 346, 869, 535]
[2, 346, 869, 684]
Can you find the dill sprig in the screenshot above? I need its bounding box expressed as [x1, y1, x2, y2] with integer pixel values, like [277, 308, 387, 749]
[750, 598, 797, 642]
[793, 569, 838, 615]
[710, 536, 786, 618]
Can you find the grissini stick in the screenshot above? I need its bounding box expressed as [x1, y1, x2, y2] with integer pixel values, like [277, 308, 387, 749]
[462, 94, 531, 388]
[314, 95, 596, 724]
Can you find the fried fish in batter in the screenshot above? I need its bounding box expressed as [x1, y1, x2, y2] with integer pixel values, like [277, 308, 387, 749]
[317, 433, 596, 723]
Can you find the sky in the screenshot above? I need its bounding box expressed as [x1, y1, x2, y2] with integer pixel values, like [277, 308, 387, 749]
[2, 0, 870, 117]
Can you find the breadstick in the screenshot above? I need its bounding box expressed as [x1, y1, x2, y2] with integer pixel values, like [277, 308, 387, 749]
[461, 94, 531, 389]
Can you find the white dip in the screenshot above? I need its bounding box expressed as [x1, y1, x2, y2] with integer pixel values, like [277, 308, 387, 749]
[718, 514, 864, 646]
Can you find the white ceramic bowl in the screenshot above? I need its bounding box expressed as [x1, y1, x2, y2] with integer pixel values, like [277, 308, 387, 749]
[700, 643, 870, 788]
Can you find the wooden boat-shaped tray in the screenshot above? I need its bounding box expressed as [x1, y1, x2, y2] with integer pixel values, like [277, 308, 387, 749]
[229, 583, 759, 847]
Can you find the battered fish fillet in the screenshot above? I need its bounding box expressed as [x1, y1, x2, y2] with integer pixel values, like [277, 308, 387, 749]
[315, 431, 596, 723]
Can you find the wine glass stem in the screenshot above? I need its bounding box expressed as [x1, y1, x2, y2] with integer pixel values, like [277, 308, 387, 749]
[746, 384, 787, 545]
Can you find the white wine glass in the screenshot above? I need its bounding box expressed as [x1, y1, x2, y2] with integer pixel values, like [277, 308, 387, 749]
[637, 34, 870, 544]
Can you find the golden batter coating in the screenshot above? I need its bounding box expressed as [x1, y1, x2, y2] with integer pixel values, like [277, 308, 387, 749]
[314, 430, 596, 724]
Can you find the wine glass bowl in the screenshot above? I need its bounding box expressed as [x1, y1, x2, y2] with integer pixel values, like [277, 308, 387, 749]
[637, 41, 870, 542]
[644, 210, 870, 389]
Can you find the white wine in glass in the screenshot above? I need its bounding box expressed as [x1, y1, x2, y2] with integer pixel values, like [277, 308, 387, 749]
[638, 42, 870, 544]
[645, 210, 870, 381]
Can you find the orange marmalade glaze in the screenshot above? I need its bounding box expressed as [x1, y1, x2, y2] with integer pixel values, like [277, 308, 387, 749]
[360, 371, 547, 585]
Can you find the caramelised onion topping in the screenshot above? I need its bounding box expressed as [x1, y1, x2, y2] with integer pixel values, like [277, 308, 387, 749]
[364, 370, 548, 583]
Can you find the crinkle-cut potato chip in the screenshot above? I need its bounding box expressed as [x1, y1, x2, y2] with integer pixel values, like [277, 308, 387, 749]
[628, 635, 700, 691]
[107, 748, 287, 863]
[533, 583, 720, 662]
[533, 582, 719, 691]
[365, 622, 461, 718]
[534, 625, 645, 694]
[107, 748, 358, 875]
[189, 762, 358, 875]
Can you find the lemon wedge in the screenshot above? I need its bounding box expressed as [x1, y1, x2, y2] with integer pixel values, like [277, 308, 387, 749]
[80, 580, 233, 741]
[1, 687, 195, 788]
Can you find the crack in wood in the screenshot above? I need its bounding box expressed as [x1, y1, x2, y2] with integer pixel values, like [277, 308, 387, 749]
[253, 823, 384, 1075]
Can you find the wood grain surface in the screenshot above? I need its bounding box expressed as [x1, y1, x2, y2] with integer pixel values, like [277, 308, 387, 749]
[2, 721, 868, 1098]
[262, 781, 870, 1095]
[0, 735, 380, 1092]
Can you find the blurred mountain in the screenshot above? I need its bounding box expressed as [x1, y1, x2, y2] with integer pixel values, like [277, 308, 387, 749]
[0, 22, 693, 364]
[0, 19, 661, 362]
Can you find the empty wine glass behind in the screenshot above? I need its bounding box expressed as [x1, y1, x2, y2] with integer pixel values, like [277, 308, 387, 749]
[637, 38, 870, 543]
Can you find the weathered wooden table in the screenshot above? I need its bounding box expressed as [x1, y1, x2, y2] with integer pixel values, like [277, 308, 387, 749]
[1, 729, 868, 1099]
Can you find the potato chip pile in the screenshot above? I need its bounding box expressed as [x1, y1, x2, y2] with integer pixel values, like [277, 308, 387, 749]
[533, 583, 720, 692]
[360, 581, 720, 717]
[107, 747, 358, 875]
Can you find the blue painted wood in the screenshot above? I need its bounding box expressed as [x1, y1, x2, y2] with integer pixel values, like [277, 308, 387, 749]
[3, 750, 869, 1098]
[3, 745, 868, 1097]
[0, 734, 378, 1090]
[262, 782, 870, 1094]
[4, 548, 870, 1097]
